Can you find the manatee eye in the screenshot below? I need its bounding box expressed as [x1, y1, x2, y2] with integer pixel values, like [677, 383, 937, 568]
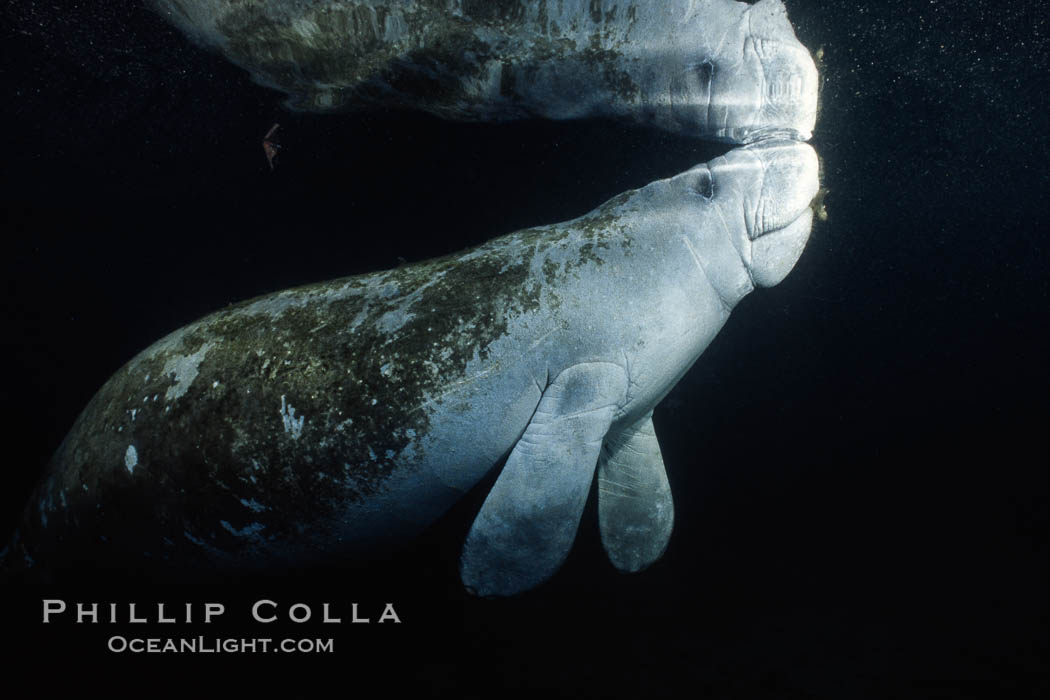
[683, 60, 715, 100]
[693, 167, 714, 200]
[694, 60, 714, 90]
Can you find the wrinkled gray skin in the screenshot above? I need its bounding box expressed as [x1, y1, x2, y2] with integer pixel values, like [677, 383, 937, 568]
[4, 140, 818, 592]
[4, 0, 821, 595]
[152, 0, 818, 141]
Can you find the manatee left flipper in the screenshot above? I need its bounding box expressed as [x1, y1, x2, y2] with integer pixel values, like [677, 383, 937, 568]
[597, 413, 674, 573]
[459, 362, 628, 597]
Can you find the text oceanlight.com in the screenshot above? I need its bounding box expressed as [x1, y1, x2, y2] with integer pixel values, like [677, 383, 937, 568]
[107, 636, 334, 654]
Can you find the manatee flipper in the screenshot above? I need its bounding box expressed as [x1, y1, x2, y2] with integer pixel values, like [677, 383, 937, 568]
[597, 414, 674, 573]
[460, 362, 628, 597]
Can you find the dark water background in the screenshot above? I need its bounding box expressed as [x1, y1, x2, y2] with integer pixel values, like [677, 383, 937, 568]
[1, 0, 1046, 696]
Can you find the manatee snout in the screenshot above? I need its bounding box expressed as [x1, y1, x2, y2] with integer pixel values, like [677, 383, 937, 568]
[714, 139, 819, 288]
[751, 140, 818, 287]
[742, 0, 819, 143]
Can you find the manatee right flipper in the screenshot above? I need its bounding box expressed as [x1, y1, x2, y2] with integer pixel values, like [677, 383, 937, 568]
[460, 362, 628, 597]
[597, 413, 675, 573]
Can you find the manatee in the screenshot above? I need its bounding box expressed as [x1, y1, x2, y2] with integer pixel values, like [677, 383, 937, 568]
[3, 139, 819, 592]
[150, 0, 818, 140]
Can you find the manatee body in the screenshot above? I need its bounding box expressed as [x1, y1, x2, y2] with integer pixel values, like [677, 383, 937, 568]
[4, 140, 818, 592]
[152, 0, 817, 140]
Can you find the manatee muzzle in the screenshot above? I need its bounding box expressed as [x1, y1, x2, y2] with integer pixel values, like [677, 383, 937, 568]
[732, 139, 820, 287]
